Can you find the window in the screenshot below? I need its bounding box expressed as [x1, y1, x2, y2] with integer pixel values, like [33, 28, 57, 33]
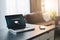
[41, 0, 58, 14]
[6, 0, 30, 15]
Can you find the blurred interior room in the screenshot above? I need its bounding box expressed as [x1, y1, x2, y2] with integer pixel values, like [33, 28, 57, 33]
[0, 0, 60, 40]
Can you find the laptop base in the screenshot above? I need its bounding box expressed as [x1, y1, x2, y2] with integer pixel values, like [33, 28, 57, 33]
[9, 27, 34, 34]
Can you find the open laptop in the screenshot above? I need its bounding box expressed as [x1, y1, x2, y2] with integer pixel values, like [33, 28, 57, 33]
[5, 14, 34, 33]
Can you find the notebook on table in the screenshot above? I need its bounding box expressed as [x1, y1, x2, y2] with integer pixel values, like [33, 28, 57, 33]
[5, 14, 34, 33]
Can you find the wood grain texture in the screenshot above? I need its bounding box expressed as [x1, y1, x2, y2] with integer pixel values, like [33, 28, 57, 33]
[30, 0, 41, 12]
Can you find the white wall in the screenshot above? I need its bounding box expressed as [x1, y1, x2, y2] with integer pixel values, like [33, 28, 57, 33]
[0, 0, 8, 30]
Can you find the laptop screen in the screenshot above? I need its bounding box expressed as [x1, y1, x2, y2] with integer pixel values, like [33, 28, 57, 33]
[5, 14, 26, 30]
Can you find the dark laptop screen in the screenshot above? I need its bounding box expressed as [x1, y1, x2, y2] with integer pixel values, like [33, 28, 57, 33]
[5, 14, 26, 30]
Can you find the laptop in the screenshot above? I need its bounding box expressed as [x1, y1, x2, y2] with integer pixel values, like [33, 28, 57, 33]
[5, 14, 34, 33]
